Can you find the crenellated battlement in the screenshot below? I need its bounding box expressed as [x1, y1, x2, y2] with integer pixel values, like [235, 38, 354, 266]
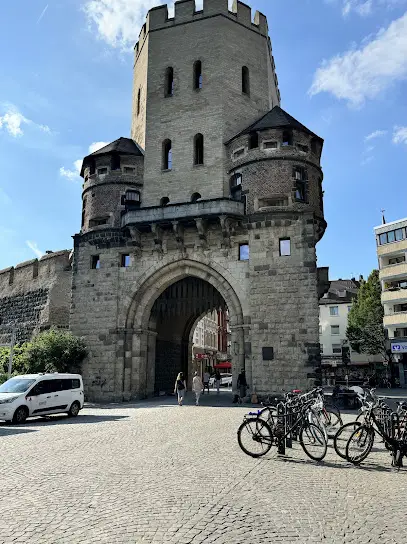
[0, 250, 71, 291]
[134, 0, 268, 57]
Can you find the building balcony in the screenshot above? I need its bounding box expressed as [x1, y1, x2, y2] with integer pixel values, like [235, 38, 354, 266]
[383, 312, 407, 328]
[377, 238, 407, 257]
[121, 198, 245, 228]
[379, 262, 407, 281]
[381, 288, 407, 305]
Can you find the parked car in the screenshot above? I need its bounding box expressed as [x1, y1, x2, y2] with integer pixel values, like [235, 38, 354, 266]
[0, 373, 84, 424]
[209, 373, 232, 387]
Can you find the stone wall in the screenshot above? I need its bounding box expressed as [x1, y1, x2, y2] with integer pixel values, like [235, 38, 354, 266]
[0, 251, 72, 345]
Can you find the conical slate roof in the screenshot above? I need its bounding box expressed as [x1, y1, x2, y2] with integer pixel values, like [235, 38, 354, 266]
[80, 137, 144, 176]
[226, 106, 323, 144]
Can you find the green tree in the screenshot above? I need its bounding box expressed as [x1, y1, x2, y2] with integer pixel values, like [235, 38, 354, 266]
[346, 270, 389, 361]
[22, 329, 88, 374]
[0, 344, 30, 375]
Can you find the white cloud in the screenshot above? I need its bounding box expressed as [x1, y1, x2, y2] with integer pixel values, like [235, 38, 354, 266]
[59, 141, 109, 182]
[365, 129, 387, 140]
[329, 0, 407, 17]
[393, 126, 407, 144]
[0, 104, 51, 137]
[309, 12, 407, 107]
[26, 240, 44, 259]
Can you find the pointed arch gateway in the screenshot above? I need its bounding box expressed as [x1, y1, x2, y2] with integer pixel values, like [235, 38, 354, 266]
[123, 259, 245, 400]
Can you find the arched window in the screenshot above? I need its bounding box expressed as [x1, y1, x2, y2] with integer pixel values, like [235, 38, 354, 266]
[193, 60, 202, 90]
[194, 133, 204, 165]
[162, 139, 172, 170]
[165, 67, 174, 97]
[282, 130, 293, 146]
[137, 88, 141, 116]
[160, 197, 170, 206]
[191, 192, 201, 203]
[242, 66, 250, 95]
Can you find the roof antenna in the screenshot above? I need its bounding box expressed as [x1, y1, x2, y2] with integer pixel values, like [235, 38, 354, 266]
[381, 209, 386, 225]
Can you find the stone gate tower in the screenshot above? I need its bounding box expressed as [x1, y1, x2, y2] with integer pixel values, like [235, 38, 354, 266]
[70, 0, 327, 402]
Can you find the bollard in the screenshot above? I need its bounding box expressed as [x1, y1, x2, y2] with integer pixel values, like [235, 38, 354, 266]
[277, 402, 286, 455]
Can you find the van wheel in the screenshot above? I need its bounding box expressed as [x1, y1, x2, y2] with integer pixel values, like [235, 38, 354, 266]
[12, 406, 28, 424]
[67, 401, 80, 418]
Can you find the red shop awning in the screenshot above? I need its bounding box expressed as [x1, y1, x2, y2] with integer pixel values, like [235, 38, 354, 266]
[214, 362, 232, 369]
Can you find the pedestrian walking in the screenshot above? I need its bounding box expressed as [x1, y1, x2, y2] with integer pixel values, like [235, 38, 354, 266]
[192, 371, 203, 406]
[214, 370, 221, 394]
[174, 372, 186, 406]
[237, 369, 248, 401]
[203, 370, 210, 394]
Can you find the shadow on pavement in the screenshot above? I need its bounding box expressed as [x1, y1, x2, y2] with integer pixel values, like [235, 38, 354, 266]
[0, 414, 129, 430]
[266, 454, 401, 473]
[0, 426, 37, 437]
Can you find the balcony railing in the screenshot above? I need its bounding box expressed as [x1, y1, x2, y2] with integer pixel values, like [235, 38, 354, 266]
[381, 288, 407, 304]
[383, 312, 407, 327]
[379, 261, 407, 281]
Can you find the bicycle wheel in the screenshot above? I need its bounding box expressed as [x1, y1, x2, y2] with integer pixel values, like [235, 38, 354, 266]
[308, 411, 328, 442]
[237, 418, 273, 458]
[333, 421, 361, 460]
[299, 423, 327, 461]
[322, 409, 343, 438]
[345, 425, 375, 465]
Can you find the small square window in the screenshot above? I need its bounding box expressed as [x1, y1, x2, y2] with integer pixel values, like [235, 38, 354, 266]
[264, 141, 278, 149]
[329, 306, 339, 316]
[331, 325, 340, 335]
[121, 254, 130, 268]
[395, 228, 404, 241]
[332, 344, 342, 354]
[124, 167, 136, 175]
[97, 167, 108, 175]
[279, 239, 291, 256]
[91, 255, 100, 270]
[239, 244, 249, 261]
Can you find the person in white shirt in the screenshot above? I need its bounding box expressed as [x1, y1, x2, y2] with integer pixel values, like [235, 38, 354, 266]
[203, 371, 210, 394]
[192, 372, 203, 406]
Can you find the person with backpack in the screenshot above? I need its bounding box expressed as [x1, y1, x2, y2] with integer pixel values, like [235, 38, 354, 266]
[174, 372, 186, 406]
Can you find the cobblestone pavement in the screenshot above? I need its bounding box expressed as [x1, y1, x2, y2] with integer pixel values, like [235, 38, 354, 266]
[1, 392, 406, 544]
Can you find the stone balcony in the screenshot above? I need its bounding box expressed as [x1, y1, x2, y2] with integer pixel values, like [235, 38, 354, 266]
[121, 198, 245, 228]
[377, 239, 407, 257]
[379, 262, 407, 281]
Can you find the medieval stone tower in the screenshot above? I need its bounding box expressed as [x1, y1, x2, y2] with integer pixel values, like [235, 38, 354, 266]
[70, 0, 327, 402]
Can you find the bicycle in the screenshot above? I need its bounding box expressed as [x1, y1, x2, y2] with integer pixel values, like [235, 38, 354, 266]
[237, 398, 328, 461]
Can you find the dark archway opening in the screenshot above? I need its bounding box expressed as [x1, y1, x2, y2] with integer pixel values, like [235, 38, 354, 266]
[149, 277, 228, 395]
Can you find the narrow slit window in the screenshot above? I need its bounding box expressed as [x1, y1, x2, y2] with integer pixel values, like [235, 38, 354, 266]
[193, 60, 202, 90]
[194, 133, 204, 165]
[230, 172, 242, 201]
[137, 88, 141, 116]
[242, 66, 250, 95]
[293, 166, 308, 202]
[282, 130, 293, 146]
[162, 139, 172, 170]
[111, 153, 120, 171]
[91, 255, 100, 270]
[279, 238, 291, 256]
[165, 67, 174, 97]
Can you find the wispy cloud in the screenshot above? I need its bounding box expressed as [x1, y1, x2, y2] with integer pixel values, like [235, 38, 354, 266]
[365, 129, 387, 141]
[59, 142, 109, 181]
[393, 126, 407, 144]
[0, 104, 51, 137]
[328, 0, 407, 17]
[36, 4, 49, 25]
[309, 12, 407, 107]
[26, 240, 44, 259]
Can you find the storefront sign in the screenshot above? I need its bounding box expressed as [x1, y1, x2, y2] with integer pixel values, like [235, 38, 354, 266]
[195, 353, 208, 360]
[391, 342, 407, 353]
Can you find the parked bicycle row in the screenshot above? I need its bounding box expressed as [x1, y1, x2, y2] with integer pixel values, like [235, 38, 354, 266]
[236, 387, 407, 467]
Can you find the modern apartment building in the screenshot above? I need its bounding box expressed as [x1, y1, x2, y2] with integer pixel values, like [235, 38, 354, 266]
[319, 278, 380, 386]
[375, 217, 407, 387]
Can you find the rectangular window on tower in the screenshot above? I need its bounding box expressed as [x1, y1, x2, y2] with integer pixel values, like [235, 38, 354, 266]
[293, 167, 308, 202]
[121, 254, 130, 268]
[91, 255, 100, 270]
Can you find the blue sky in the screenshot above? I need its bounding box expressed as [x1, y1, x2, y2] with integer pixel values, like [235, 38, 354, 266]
[0, 0, 406, 279]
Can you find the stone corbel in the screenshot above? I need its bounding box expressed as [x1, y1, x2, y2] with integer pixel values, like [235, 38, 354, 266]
[194, 217, 207, 248]
[128, 226, 142, 257]
[172, 221, 185, 252]
[219, 215, 232, 248]
[151, 223, 163, 254]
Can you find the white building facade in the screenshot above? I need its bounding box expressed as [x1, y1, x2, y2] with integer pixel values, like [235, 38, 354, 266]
[375, 217, 407, 387]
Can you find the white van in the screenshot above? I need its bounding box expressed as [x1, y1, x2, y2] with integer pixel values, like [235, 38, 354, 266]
[0, 373, 84, 424]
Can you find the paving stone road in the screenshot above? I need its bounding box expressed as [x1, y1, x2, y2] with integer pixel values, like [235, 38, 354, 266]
[1, 392, 406, 544]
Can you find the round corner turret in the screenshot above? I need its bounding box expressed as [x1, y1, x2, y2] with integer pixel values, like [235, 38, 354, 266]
[80, 138, 144, 233]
